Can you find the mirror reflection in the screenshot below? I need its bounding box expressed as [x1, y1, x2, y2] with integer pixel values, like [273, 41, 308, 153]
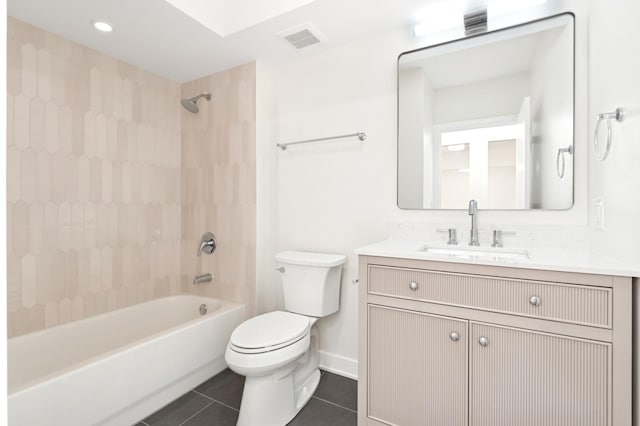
[398, 14, 574, 210]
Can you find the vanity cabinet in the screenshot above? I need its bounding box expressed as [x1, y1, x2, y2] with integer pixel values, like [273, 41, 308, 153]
[358, 256, 632, 426]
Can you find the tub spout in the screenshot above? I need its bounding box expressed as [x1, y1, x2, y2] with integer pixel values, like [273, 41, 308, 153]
[193, 273, 213, 285]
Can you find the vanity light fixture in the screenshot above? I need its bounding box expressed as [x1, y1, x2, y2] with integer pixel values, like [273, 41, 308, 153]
[413, 0, 548, 37]
[91, 20, 113, 33]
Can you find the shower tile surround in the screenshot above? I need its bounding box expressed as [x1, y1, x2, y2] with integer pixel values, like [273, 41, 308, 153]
[6, 18, 257, 336]
[180, 65, 257, 317]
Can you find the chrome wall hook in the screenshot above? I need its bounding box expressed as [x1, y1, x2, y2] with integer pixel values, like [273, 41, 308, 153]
[594, 107, 624, 161]
[556, 145, 573, 178]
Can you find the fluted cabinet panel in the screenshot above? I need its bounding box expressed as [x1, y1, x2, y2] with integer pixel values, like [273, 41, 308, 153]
[368, 305, 468, 426]
[368, 266, 611, 327]
[469, 322, 610, 426]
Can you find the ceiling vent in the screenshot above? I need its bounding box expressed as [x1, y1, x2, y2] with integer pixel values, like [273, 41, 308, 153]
[278, 22, 326, 50]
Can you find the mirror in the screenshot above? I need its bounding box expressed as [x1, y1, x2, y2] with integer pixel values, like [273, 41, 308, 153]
[398, 14, 574, 210]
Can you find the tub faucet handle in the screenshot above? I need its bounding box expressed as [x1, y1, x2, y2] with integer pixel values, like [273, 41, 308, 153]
[197, 232, 217, 256]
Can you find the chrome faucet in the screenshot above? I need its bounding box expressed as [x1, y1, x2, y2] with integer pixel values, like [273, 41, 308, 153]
[468, 199, 480, 246]
[197, 232, 217, 256]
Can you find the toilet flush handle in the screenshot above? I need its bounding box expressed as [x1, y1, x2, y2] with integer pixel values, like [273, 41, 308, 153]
[275, 266, 285, 273]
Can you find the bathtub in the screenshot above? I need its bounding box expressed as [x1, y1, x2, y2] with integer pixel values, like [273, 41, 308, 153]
[8, 294, 245, 426]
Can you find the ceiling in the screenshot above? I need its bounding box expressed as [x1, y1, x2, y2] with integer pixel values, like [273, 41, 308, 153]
[8, 0, 443, 83]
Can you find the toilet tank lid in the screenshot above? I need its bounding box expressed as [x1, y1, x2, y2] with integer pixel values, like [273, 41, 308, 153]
[275, 251, 346, 267]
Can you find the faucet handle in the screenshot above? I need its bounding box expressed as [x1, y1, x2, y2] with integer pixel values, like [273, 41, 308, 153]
[197, 232, 217, 256]
[437, 228, 458, 245]
[491, 229, 515, 248]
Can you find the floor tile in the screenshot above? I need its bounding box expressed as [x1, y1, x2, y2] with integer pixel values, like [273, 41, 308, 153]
[314, 371, 358, 411]
[195, 368, 245, 410]
[288, 397, 357, 426]
[143, 392, 212, 426]
[182, 401, 239, 426]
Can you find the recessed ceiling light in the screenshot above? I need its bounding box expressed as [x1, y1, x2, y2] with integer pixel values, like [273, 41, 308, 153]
[91, 20, 113, 33]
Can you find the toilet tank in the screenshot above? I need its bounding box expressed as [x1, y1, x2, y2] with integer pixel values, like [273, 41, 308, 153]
[275, 251, 346, 317]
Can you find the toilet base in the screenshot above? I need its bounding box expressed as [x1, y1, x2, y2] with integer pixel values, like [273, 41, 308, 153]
[236, 327, 320, 426]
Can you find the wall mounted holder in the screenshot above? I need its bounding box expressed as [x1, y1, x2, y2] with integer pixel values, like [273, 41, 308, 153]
[594, 107, 624, 161]
[277, 131, 366, 150]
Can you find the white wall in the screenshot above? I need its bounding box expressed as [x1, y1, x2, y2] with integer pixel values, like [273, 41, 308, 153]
[587, 0, 640, 266]
[434, 72, 529, 124]
[269, 2, 590, 378]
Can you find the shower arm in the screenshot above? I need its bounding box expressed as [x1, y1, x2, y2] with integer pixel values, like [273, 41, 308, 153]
[191, 93, 211, 102]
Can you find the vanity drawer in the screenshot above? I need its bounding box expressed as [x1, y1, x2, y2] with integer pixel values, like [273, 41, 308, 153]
[368, 265, 612, 328]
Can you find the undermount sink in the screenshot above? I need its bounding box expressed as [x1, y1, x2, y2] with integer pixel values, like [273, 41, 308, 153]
[417, 245, 530, 261]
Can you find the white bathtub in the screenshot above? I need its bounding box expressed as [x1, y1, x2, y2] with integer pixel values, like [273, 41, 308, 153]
[8, 294, 245, 426]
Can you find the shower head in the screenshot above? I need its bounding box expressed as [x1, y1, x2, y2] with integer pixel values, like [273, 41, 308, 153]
[181, 93, 211, 113]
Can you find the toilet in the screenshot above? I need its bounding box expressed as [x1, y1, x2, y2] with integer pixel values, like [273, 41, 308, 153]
[225, 251, 346, 426]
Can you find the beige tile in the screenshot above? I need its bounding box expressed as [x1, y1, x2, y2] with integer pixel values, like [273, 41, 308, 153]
[70, 203, 84, 251]
[29, 97, 45, 151]
[11, 200, 28, 265]
[8, 93, 14, 146]
[101, 247, 113, 291]
[59, 106, 73, 155]
[7, 146, 22, 203]
[20, 148, 38, 203]
[84, 203, 96, 249]
[36, 150, 52, 202]
[44, 101, 59, 153]
[71, 295, 84, 320]
[107, 117, 118, 160]
[84, 111, 96, 158]
[90, 248, 101, 293]
[49, 151, 65, 202]
[64, 154, 79, 202]
[77, 156, 91, 202]
[101, 160, 112, 203]
[57, 203, 72, 252]
[21, 43, 37, 98]
[37, 48, 52, 102]
[64, 250, 79, 298]
[90, 158, 102, 203]
[7, 255, 21, 312]
[90, 67, 101, 113]
[28, 202, 44, 255]
[58, 298, 71, 324]
[35, 252, 52, 304]
[13, 94, 30, 150]
[96, 113, 107, 159]
[21, 254, 37, 308]
[44, 301, 58, 328]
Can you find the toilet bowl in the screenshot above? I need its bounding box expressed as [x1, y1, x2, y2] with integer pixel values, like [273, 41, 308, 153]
[225, 251, 345, 426]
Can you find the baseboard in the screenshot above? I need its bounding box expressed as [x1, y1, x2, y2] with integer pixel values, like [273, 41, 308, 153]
[318, 351, 358, 380]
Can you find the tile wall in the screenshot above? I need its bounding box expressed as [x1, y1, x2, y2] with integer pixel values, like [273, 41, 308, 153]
[6, 18, 183, 336]
[180, 64, 257, 317]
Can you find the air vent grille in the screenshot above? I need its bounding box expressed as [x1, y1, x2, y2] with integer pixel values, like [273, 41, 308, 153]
[279, 22, 326, 50]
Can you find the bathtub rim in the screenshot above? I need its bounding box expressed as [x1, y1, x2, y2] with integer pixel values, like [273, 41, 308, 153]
[8, 294, 244, 395]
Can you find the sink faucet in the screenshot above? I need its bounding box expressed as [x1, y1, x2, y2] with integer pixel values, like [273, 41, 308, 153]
[468, 199, 479, 246]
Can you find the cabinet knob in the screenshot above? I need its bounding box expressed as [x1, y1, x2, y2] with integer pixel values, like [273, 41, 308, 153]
[530, 295, 541, 306]
[479, 337, 489, 347]
[449, 332, 460, 342]
[409, 281, 418, 291]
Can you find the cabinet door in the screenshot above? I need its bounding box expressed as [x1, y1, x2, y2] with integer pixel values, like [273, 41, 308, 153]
[368, 305, 468, 426]
[470, 322, 610, 426]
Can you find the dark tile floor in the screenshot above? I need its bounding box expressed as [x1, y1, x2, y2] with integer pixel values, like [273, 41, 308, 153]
[135, 369, 357, 426]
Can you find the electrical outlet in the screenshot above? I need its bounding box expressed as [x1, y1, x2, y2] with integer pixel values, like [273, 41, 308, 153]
[592, 197, 605, 230]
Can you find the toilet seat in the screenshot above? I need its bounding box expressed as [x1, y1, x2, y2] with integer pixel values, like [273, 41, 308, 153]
[230, 311, 310, 355]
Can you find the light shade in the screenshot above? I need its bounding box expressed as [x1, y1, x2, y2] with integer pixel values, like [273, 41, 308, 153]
[91, 20, 113, 33]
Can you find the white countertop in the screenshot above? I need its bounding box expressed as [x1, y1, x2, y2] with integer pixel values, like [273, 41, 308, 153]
[355, 239, 640, 277]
